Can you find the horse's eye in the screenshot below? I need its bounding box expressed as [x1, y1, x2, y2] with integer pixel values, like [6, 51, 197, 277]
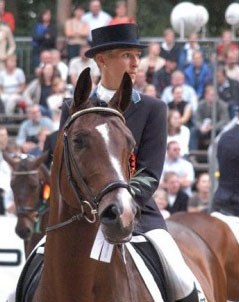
[73, 135, 88, 149]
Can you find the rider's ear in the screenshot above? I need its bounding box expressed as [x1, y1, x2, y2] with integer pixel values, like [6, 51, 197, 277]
[109, 72, 132, 113]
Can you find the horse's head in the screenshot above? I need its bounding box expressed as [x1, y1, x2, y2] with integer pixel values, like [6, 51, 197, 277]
[57, 67, 139, 244]
[3, 152, 50, 240]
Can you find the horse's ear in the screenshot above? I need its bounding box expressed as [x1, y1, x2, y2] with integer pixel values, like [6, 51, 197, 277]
[2, 151, 19, 170]
[71, 67, 92, 112]
[108, 72, 132, 113]
[31, 151, 49, 170]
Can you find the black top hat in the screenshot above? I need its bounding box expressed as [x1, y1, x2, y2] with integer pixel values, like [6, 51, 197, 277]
[85, 23, 147, 58]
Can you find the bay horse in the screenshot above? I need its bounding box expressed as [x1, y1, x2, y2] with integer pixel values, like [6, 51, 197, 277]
[3, 152, 50, 257]
[26, 68, 155, 302]
[167, 212, 239, 302]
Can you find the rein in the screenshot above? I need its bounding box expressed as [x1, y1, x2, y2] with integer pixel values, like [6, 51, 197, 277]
[46, 107, 132, 232]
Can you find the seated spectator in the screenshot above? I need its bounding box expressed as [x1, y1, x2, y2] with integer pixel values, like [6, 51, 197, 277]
[142, 83, 157, 98]
[178, 32, 207, 70]
[28, 127, 51, 157]
[0, 0, 15, 32]
[216, 30, 238, 65]
[0, 54, 26, 114]
[161, 70, 198, 113]
[0, 13, 16, 70]
[162, 141, 195, 196]
[152, 55, 177, 97]
[23, 63, 60, 117]
[43, 130, 58, 169]
[68, 43, 100, 87]
[216, 66, 239, 119]
[16, 104, 54, 154]
[64, 5, 89, 62]
[34, 49, 53, 77]
[153, 186, 170, 219]
[160, 28, 180, 63]
[224, 49, 239, 82]
[184, 50, 213, 100]
[139, 41, 165, 84]
[191, 85, 229, 150]
[188, 172, 211, 212]
[109, 1, 135, 25]
[0, 126, 14, 215]
[51, 49, 69, 82]
[163, 171, 189, 214]
[168, 85, 193, 128]
[133, 69, 147, 93]
[167, 110, 190, 157]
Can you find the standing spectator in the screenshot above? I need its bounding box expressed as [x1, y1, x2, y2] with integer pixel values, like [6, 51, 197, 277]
[224, 49, 239, 82]
[16, 104, 53, 154]
[167, 85, 193, 128]
[192, 85, 229, 150]
[109, 0, 135, 25]
[163, 171, 189, 214]
[0, 0, 15, 32]
[211, 112, 239, 216]
[0, 54, 26, 114]
[184, 50, 213, 100]
[23, 63, 60, 117]
[162, 141, 195, 196]
[167, 110, 190, 157]
[216, 66, 239, 119]
[139, 41, 165, 83]
[216, 30, 238, 65]
[161, 70, 198, 113]
[51, 49, 69, 82]
[160, 28, 180, 63]
[0, 13, 16, 70]
[152, 55, 177, 97]
[68, 43, 100, 87]
[188, 173, 211, 212]
[82, 0, 112, 40]
[32, 9, 57, 69]
[64, 5, 89, 62]
[153, 186, 170, 219]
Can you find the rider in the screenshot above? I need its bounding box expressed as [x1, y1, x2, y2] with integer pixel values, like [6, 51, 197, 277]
[59, 23, 202, 302]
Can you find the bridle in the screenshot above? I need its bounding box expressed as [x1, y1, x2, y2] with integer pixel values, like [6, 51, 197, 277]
[47, 107, 133, 232]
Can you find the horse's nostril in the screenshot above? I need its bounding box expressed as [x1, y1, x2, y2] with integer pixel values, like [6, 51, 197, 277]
[101, 204, 120, 224]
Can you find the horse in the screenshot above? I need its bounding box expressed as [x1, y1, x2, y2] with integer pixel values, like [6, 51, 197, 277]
[167, 212, 239, 302]
[3, 152, 50, 257]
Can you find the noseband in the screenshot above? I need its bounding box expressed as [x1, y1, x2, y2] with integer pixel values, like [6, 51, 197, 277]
[47, 107, 133, 232]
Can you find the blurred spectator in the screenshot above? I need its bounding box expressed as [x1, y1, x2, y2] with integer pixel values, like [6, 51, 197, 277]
[142, 84, 157, 98]
[167, 110, 190, 156]
[139, 41, 165, 83]
[224, 49, 239, 82]
[51, 49, 69, 82]
[191, 85, 229, 150]
[161, 70, 198, 113]
[188, 173, 210, 212]
[162, 141, 195, 196]
[0, 13, 16, 70]
[68, 43, 100, 87]
[184, 50, 213, 99]
[28, 127, 51, 157]
[153, 186, 170, 219]
[152, 55, 177, 97]
[216, 66, 239, 119]
[23, 63, 60, 117]
[32, 9, 57, 69]
[160, 28, 180, 63]
[178, 32, 207, 70]
[82, 0, 112, 40]
[163, 171, 189, 214]
[0, 0, 15, 32]
[0, 126, 14, 214]
[43, 130, 58, 169]
[0, 54, 26, 114]
[168, 85, 192, 128]
[216, 30, 239, 65]
[133, 69, 147, 93]
[109, 0, 135, 25]
[34, 49, 53, 77]
[64, 5, 89, 62]
[16, 104, 54, 154]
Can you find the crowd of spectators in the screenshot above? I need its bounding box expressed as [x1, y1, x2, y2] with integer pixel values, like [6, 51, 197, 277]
[0, 0, 239, 218]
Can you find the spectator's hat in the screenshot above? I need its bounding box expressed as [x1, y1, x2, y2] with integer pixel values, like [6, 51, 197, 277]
[85, 24, 147, 58]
